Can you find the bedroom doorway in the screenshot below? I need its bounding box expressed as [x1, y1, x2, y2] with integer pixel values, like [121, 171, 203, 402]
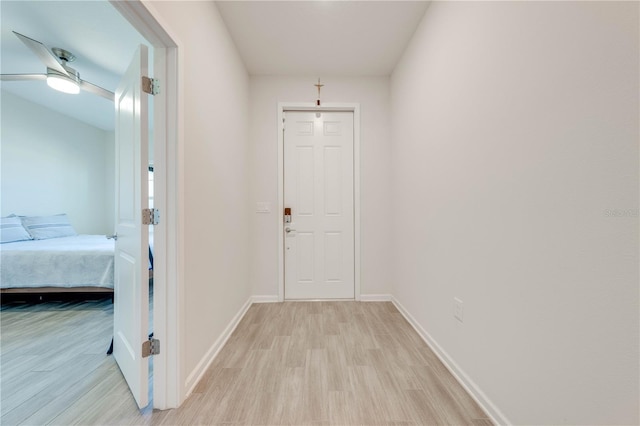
[0, 0, 180, 416]
[113, 1, 181, 409]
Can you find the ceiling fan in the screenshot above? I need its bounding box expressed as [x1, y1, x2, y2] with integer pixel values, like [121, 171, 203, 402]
[0, 31, 114, 101]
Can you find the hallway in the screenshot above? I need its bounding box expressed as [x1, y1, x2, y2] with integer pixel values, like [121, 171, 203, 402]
[2, 300, 491, 425]
[158, 301, 490, 425]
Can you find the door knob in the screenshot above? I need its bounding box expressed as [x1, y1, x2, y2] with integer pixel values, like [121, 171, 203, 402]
[107, 234, 118, 241]
[285, 227, 295, 233]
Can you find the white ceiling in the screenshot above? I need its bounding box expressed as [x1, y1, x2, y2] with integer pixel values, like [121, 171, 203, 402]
[0, 1, 429, 131]
[0, 1, 147, 131]
[217, 1, 430, 76]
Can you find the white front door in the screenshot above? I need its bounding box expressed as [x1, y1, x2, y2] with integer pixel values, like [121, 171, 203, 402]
[113, 44, 150, 409]
[284, 111, 354, 299]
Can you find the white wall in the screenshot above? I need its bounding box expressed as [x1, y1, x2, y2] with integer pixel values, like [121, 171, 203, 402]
[249, 76, 392, 298]
[149, 1, 251, 394]
[391, 2, 639, 425]
[1, 90, 114, 234]
[104, 130, 115, 234]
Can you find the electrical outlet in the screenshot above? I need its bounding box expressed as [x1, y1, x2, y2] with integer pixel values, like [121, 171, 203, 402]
[453, 297, 464, 323]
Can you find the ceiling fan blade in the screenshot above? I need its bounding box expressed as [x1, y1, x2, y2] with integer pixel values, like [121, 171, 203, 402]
[80, 80, 114, 102]
[0, 73, 47, 81]
[13, 31, 70, 77]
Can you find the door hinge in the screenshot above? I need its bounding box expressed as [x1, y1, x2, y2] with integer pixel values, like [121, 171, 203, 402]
[142, 338, 160, 357]
[142, 76, 160, 95]
[142, 208, 160, 225]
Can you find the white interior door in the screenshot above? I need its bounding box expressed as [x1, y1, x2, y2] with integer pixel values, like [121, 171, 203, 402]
[284, 111, 354, 299]
[113, 44, 150, 409]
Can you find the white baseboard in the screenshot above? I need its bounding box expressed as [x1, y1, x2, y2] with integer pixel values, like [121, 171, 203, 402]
[360, 293, 393, 301]
[391, 296, 510, 426]
[183, 296, 253, 398]
[252, 295, 279, 303]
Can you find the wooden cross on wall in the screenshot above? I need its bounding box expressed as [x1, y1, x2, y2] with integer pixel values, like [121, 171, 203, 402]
[315, 78, 324, 106]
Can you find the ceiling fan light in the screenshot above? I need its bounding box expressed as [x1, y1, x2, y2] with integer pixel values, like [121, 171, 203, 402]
[46, 67, 80, 94]
[46, 74, 80, 94]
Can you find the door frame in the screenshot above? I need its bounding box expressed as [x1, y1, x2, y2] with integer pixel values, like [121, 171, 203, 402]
[277, 103, 361, 302]
[110, 0, 183, 409]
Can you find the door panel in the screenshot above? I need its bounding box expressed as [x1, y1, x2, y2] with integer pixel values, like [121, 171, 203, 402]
[113, 44, 149, 409]
[297, 232, 315, 282]
[284, 111, 354, 299]
[297, 147, 315, 215]
[324, 232, 342, 281]
[324, 147, 342, 215]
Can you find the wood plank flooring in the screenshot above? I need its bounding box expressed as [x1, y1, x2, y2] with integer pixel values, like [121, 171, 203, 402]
[0, 297, 134, 425]
[1, 300, 492, 425]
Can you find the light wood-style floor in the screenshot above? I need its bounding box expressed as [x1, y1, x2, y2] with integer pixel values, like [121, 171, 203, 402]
[0, 296, 130, 425]
[1, 300, 492, 425]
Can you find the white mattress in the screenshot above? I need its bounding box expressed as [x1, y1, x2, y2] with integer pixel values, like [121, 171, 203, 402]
[0, 235, 115, 289]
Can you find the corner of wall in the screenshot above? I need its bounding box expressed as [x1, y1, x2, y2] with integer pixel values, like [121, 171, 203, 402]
[183, 296, 253, 398]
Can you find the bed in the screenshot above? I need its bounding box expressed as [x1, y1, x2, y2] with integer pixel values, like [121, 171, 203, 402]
[0, 235, 115, 293]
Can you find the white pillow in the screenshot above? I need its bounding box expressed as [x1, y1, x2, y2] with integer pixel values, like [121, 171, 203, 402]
[1, 215, 33, 244]
[21, 214, 77, 240]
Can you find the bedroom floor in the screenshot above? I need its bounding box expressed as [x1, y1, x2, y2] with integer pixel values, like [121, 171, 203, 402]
[0, 296, 149, 425]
